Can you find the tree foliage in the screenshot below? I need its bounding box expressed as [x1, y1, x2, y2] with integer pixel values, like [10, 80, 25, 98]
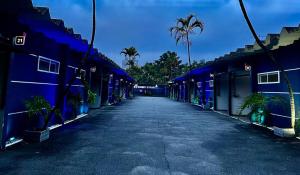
[170, 14, 204, 70]
[126, 51, 205, 85]
[121, 47, 140, 68]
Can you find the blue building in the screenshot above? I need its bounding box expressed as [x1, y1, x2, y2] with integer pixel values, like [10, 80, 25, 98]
[170, 24, 300, 130]
[0, 0, 134, 149]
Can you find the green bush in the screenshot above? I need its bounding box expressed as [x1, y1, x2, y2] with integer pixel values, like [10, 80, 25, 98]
[240, 93, 288, 125]
[67, 93, 82, 117]
[25, 96, 61, 130]
[87, 90, 97, 104]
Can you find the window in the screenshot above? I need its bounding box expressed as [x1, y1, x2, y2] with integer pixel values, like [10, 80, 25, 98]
[197, 82, 202, 88]
[258, 71, 280, 84]
[38, 56, 60, 74]
[77, 69, 86, 79]
[209, 80, 214, 87]
[68, 66, 86, 79]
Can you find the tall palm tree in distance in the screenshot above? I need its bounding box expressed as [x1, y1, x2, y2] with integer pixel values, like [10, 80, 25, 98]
[170, 14, 204, 102]
[239, 0, 296, 129]
[121, 47, 140, 69]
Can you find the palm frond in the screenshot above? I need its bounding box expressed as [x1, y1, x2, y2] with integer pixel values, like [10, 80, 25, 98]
[186, 14, 196, 26]
[177, 18, 186, 27]
[190, 20, 204, 33]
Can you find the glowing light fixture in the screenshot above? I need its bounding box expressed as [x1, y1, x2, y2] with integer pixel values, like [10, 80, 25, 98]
[245, 63, 251, 71]
[90, 66, 97, 73]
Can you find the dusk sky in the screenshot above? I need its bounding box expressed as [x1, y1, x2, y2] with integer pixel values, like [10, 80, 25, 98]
[32, 0, 300, 66]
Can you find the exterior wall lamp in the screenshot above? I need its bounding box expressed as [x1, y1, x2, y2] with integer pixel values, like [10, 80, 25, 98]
[90, 66, 97, 73]
[210, 73, 214, 78]
[244, 63, 252, 71]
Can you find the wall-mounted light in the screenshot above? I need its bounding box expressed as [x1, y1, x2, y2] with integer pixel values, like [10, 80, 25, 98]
[110, 74, 114, 78]
[120, 78, 124, 82]
[197, 82, 202, 88]
[191, 79, 195, 82]
[245, 63, 251, 71]
[210, 73, 214, 78]
[90, 66, 97, 73]
[183, 81, 186, 84]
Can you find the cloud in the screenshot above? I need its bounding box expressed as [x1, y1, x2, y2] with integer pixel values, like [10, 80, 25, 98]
[32, 0, 300, 66]
[100, 0, 231, 7]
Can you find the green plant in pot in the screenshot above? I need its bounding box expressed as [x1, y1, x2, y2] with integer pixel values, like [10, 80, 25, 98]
[192, 96, 199, 105]
[240, 93, 288, 126]
[24, 96, 61, 142]
[112, 92, 121, 103]
[67, 92, 83, 118]
[87, 89, 97, 104]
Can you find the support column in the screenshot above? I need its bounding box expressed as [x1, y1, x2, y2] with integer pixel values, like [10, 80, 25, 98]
[0, 50, 10, 149]
[228, 72, 233, 116]
[108, 74, 114, 104]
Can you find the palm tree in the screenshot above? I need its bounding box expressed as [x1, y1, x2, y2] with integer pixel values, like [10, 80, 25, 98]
[170, 14, 204, 102]
[239, 0, 296, 129]
[43, 0, 96, 130]
[121, 47, 140, 69]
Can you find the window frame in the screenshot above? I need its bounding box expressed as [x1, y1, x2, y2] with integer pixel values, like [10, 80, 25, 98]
[37, 56, 60, 74]
[68, 65, 86, 79]
[257, 71, 280, 85]
[197, 82, 202, 88]
[77, 69, 86, 79]
[209, 80, 214, 88]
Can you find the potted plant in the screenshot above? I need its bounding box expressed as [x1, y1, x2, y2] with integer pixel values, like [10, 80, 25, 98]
[67, 92, 83, 118]
[24, 96, 61, 142]
[240, 93, 287, 126]
[192, 96, 199, 105]
[87, 89, 97, 105]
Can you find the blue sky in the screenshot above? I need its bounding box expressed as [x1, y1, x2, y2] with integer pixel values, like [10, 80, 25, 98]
[32, 0, 300, 66]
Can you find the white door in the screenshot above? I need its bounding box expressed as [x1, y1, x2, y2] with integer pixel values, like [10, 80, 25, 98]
[216, 75, 229, 111]
[231, 74, 252, 115]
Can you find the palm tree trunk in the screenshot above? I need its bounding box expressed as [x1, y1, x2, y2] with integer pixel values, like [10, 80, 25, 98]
[239, 0, 296, 128]
[187, 34, 192, 103]
[43, 0, 96, 130]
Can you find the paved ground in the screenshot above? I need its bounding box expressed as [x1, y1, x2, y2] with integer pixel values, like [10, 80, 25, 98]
[1, 97, 300, 175]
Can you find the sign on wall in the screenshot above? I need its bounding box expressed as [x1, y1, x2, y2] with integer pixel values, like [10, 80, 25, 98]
[13, 32, 26, 46]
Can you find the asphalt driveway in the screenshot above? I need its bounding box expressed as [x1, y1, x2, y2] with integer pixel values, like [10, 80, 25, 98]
[1, 97, 300, 175]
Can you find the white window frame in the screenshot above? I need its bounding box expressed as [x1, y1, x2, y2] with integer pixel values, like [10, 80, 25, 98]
[77, 69, 86, 79]
[37, 56, 60, 74]
[68, 65, 86, 79]
[197, 82, 202, 88]
[257, 71, 280, 84]
[209, 80, 214, 87]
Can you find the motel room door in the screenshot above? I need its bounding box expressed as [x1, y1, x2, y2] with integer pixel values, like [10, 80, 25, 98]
[231, 71, 252, 115]
[215, 73, 229, 112]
